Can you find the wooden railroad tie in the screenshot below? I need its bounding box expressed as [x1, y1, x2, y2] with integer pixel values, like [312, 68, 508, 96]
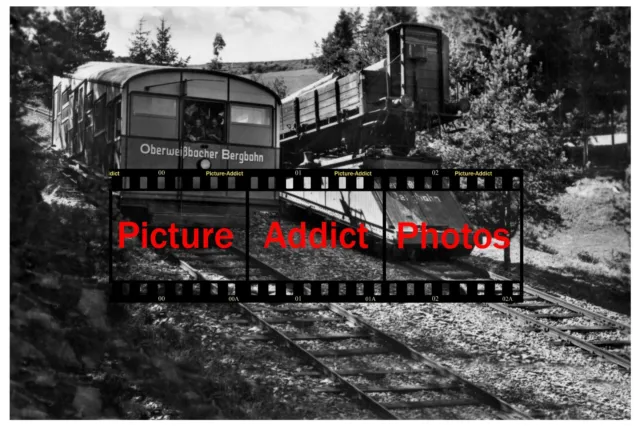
[249, 306, 329, 313]
[382, 399, 480, 410]
[589, 340, 631, 347]
[314, 383, 461, 393]
[529, 313, 582, 319]
[294, 368, 434, 378]
[221, 316, 343, 325]
[556, 325, 618, 333]
[242, 332, 371, 341]
[552, 339, 631, 348]
[509, 303, 556, 310]
[309, 347, 392, 357]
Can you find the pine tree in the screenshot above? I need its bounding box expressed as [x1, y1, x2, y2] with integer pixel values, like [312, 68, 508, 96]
[372, 6, 418, 25]
[12, 7, 113, 107]
[128, 18, 152, 64]
[354, 7, 418, 67]
[591, 7, 631, 158]
[424, 27, 568, 268]
[269, 77, 288, 99]
[207, 33, 226, 70]
[315, 7, 418, 75]
[313, 9, 360, 75]
[428, 7, 499, 46]
[150, 18, 190, 67]
[53, 7, 113, 69]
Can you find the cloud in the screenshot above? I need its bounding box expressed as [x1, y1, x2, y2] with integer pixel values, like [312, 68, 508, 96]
[99, 6, 432, 64]
[100, 6, 348, 63]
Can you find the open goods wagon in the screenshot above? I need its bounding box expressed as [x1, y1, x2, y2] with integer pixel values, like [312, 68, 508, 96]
[279, 22, 470, 167]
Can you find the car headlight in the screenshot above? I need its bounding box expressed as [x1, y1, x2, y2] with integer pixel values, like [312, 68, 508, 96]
[400, 94, 414, 109]
[458, 98, 471, 113]
[198, 158, 211, 169]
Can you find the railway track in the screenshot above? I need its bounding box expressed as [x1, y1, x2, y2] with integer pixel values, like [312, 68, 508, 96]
[169, 247, 530, 420]
[390, 259, 631, 370]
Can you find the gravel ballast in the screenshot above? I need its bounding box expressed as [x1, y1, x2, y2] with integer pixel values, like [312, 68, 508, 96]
[122, 211, 631, 419]
[236, 211, 631, 419]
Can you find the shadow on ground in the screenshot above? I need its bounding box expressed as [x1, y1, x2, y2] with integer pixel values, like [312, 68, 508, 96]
[472, 258, 630, 315]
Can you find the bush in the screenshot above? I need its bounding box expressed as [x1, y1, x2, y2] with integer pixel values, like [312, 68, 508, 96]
[605, 250, 630, 274]
[577, 250, 600, 264]
[539, 243, 559, 255]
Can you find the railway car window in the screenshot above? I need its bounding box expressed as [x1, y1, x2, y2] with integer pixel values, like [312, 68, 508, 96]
[61, 89, 69, 107]
[53, 88, 60, 116]
[183, 100, 226, 143]
[78, 87, 84, 123]
[84, 106, 93, 155]
[115, 99, 122, 137]
[94, 96, 106, 135]
[106, 102, 114, 142]
[68, 93, 75, 129]
[85, 93, 93, 128]
[228, 104, 273, 147]
[132, 96, 177, 118]
[130, 94, 178, 139]
[230, 105, 271, 126]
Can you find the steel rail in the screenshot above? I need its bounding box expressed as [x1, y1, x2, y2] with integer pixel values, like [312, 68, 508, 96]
[486, 271, 630, 370]
[391, 259, 630, 370]
[178, 254, 399, 419]
[326, 303, 532, 420]
[173, 252, 532, 419]
[484, 302, 630, 370]
[236, 302, 400, 419]
[520, 285, 630, 332]
[227, 246, 292, 280]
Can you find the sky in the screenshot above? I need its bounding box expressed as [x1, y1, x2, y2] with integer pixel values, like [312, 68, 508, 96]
[99, 7, 430, 64]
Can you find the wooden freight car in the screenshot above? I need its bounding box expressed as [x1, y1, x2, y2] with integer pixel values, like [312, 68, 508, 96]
[279, 23, 469, 167]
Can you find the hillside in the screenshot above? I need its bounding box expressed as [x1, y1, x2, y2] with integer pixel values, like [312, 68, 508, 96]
[188, 58, 313, 74]
[243, 68, 325, 97]
[470, 174, 630, 314]
[189, 58, 325, 97]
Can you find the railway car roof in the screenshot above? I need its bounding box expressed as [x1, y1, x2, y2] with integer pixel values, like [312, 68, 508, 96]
[385, 22, 444, 32]
[65, 61, 281, 103]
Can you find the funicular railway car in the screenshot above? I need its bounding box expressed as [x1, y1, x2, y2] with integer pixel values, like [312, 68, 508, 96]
[51, 62, 281, 225]
[279, 22, 475, 257]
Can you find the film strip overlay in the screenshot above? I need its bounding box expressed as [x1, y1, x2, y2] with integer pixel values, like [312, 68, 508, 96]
[110, 168, 524, 303]
[111, 281, 523, 303]
[110, 168, 523, 191]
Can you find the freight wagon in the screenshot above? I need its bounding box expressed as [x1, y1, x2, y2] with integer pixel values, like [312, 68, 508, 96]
[279, 22, 475, 257]
[279, 22, 470, 167]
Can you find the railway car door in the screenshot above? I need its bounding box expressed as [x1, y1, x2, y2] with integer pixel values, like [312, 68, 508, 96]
[178, 75, 240, 224]
[125, 92, 182, 211]
[180, 98, 227, 170]
[127, 93, 181, 171]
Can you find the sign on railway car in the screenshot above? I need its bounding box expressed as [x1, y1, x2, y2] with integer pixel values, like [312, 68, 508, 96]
[134, 141, 270, 164]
